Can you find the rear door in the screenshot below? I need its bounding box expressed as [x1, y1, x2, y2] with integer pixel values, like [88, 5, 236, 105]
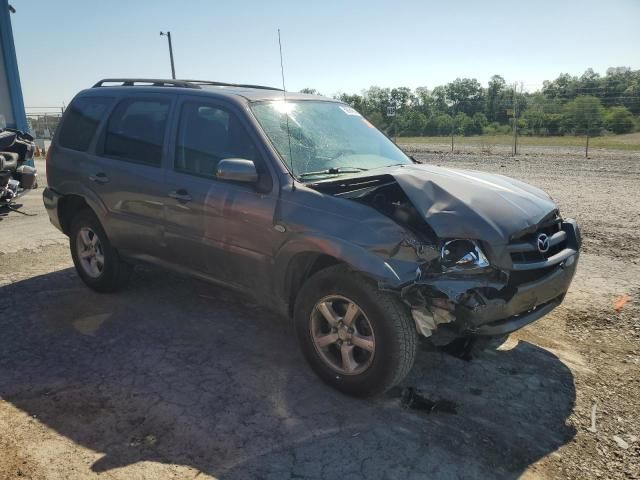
[163, 96, 279, 290]
[49, 93, 115, 206]
[90, 94, 174, 258]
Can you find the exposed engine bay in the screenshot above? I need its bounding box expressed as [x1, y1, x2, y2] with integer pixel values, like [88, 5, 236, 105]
[307, 165, 581, 344]
[0, 128, 37, 205]
[311, 174, 439, 243]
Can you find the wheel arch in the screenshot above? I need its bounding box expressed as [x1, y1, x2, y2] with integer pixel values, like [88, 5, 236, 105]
[57, 194, 91, 235]
[56, 185, 109, 235]
[284, 252, 344, 317]
[276, 235, 405, 318]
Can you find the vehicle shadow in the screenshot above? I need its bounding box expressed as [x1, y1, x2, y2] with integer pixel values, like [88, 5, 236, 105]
[0, 266, 576, 479]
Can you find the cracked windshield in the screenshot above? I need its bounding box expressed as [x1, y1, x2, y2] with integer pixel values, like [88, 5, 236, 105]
[251, 101, 411, 180]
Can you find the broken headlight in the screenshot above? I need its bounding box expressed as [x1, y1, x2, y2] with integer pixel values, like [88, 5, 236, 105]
[440, 239, 490, 271]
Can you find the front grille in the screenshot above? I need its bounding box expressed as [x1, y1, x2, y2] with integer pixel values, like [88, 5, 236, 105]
[507, 217, 569, 285]
[510, 241, 565, 264]
[508, 264, 557, 285]
[509, 217, 567, 264]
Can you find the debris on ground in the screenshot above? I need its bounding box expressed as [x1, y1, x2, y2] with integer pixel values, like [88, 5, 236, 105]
[613, 294, 631, 312]
[587, 403, 598, 433]
[612, 435, 630, 450]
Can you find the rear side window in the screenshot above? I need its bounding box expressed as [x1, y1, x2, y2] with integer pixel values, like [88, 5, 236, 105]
[175, 102, 261, 178]
[58, 96, 113, 151]
[104, 98, 170, 166]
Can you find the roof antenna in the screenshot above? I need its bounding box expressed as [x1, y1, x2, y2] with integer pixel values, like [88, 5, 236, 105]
[278, 28, 295, 189]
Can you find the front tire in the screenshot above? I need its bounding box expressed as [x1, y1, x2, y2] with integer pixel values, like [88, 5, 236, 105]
[69, 208, 132, 292]
[294, 265, 417, 397]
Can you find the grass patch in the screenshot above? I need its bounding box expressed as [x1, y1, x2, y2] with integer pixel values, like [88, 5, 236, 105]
[399, 133, 640, 151]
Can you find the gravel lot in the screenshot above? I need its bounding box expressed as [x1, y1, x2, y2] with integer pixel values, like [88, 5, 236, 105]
[0, 152, 638, 480]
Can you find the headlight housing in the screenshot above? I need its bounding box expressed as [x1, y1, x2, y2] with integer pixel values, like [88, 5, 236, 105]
[440, 239, 490, 271]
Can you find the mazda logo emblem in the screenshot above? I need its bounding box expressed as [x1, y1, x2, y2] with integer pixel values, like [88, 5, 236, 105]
[537, 233, 550, 253]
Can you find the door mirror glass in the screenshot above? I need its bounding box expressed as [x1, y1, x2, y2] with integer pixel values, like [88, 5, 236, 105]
[216, 158, 258, 183]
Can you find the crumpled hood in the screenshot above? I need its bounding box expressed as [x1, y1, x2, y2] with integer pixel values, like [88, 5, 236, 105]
[388, 164, 557, 243]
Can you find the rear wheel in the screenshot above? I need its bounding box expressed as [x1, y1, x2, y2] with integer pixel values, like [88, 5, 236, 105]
[69, 209, 132, 292]
[294, 265, 417, 397]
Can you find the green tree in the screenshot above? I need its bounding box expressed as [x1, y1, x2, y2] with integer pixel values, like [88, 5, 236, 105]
[522, 108, 544, 135]
[622, 81, 640, 115]
[390, 87, 413, 110]
[602, 67, 633, 106]
[485, 75, 506, 122]
[562, 96, 604, 136]
[605, 106, 635, 134]
[445, 78, 484, 116]
[542, 73, 578, 100]
[327, 66, 639, 139]
[579, 68, 600, 91]
[472, 112, 488, 135]
[338, 93, 366, 113]
[399, 111, 427, 136]
[545, 114, 564, 136]
[424, 115, 439, 136]
[430, 86, 449, 113]
[435, 114, 453, 136]
[454, 112, 474, 136]
[413, 86, 433, 117]
[364, 86, 392, 116]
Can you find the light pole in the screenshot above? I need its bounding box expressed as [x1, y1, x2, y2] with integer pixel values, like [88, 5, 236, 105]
[159, 31, 176, 79]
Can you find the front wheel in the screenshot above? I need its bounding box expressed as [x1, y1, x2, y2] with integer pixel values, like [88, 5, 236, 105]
[294, 265, 417, 397]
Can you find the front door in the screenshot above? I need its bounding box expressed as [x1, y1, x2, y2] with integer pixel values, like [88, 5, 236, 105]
[163, 97, 279, 291]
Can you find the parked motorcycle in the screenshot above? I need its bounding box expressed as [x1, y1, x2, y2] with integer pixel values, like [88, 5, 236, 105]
[0, 128, 37, 206]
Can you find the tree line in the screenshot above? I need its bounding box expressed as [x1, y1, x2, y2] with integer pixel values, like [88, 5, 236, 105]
[301, 67, 640, 137]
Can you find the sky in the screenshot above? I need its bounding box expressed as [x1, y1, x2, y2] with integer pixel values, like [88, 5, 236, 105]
[9, 0, 640, 108]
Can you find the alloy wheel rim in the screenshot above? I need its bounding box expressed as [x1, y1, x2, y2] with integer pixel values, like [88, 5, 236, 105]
[309, 295, 375, 375]
[76, 227, 105, 278]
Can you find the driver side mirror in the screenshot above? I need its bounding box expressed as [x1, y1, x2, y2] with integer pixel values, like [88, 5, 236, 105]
[216, 158, 258, 183]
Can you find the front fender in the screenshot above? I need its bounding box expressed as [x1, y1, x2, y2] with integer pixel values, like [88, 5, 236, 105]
[273, 233, 420, 302]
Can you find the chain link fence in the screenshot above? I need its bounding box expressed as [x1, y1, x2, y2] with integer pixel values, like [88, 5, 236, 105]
[25, 106, 64, 156]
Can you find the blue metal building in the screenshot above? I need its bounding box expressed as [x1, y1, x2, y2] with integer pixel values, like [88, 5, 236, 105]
[0, 0, 28, 131]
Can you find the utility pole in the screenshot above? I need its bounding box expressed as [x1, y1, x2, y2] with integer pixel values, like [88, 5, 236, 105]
[451, 104, 456, 153]
[585, 135, 590, 158]
[394, 117, 397, 144]
[585, 118, 590, 158]
[159, 31, 176, 79]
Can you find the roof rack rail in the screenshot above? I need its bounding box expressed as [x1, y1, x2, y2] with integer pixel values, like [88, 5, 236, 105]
[92, 78, 283, 92]
[92, 78, 201, 89]
[180, 79, 283, 91]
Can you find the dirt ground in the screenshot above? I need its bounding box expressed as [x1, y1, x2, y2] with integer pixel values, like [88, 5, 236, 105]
[0, 152, 638, 480]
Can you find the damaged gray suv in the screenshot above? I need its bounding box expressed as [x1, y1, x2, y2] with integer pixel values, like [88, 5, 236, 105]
[44, 78, 581, 396]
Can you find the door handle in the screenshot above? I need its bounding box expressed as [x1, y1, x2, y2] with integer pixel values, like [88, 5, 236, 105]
[168, 189, 192, 202]
[89, 172, 110, 184]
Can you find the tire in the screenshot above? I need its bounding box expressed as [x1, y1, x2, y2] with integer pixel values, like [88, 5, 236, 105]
[69, 208, 132, 292]
[294, 264, 417, 397]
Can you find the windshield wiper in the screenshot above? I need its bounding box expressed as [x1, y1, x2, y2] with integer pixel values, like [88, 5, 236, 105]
[299, 166, 369, 178]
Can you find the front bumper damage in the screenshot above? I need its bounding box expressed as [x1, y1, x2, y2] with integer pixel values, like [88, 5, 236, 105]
[307, 167, 581, 341]
[401, 219, 581, 339]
